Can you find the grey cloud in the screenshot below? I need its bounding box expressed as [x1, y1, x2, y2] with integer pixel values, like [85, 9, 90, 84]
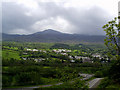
[2, 2, 34, 33]
[2, 2, 47, 34]
[39, 3, 110, 35]
[59, 6, 110, 35]
[2, 2, 111, 35]
[2, 2, 65, 34]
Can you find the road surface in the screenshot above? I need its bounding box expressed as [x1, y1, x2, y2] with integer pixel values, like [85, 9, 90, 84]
[2, 82, 63, 90]
[79, 73, 94, 80]
[88, 78, 103, 88]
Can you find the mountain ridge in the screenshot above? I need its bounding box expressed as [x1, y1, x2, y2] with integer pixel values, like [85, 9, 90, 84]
[2, 29, 105, 43]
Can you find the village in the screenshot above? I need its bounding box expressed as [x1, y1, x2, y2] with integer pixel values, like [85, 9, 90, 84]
[20, 48, 110, 64]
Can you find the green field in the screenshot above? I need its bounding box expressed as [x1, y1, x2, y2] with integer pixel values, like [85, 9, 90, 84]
[2, 50, 21, 60]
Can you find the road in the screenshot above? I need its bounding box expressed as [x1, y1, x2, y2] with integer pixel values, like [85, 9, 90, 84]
[79, 73, 94, 80]
[2, 82, 63, 90]
[88, 78, 103, 88]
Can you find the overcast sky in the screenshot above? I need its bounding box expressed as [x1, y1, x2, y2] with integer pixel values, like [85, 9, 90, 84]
[2, 0, 120, 35]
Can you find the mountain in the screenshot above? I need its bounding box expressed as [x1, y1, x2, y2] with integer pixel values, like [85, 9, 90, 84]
[2, 29, 105, 43]
[33, 29, 62, 35]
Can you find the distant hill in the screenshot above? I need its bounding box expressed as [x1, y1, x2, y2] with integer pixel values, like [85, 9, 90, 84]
[2, 29, 105, 43]
[33, 29, 62, 35]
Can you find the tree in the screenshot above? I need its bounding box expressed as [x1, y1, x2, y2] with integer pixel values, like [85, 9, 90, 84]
[103, 17, 120, 84]
[102, 17, 120, 60]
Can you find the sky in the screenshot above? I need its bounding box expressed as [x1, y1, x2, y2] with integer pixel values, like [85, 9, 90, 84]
[2, 0, 120, 35]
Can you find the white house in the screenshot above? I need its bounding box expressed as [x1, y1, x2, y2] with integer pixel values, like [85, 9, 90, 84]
[33, 49, 38, 52]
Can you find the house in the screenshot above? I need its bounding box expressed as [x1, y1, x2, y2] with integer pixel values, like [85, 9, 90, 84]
[82, 57, 91, 63]
[53, 49, 71, 53]
[75, 56, 82, 59]
[53, 49, 60, 53]
[79, 73, 94, 80]
[61, 53, 68, 56]
[69, 56, 73, 59]
[33, 49, 38, 52]
[34, 58, 45, 62]
[22, 57, 27, 60]
[74, 56, 91, 63]
[23, 52, 28, 55]
[26, 49, 32, 51]
[70, 60, 75, 63]
[42, 50, 47, 53]
[26, 48, 39, 52]
[92, 53, 101, 58]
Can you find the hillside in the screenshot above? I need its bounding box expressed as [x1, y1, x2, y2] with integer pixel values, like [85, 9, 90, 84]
[2, 29, 105, 43]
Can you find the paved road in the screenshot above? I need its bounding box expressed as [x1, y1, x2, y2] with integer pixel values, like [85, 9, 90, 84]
[2, 82, 63, 90]
[79, 73, 94, 80]
[88, 78, 103, 88]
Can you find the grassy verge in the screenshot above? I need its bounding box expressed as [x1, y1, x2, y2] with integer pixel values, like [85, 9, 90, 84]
[85, 76, 96, 82]
[38, 77, 88, 89]
[2, 78, 60, 89]
[97, 77, 120, 89]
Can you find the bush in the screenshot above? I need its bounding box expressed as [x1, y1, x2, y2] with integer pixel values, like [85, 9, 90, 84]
[15, 72, 43, 85]
[108, 60, 120, 83]
[2, 76, 12, 87]
[95, 71, 103, 78]
[98, 77, 111, 88]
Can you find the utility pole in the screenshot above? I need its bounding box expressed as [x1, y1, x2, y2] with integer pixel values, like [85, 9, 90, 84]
[118, 1, 120, 56]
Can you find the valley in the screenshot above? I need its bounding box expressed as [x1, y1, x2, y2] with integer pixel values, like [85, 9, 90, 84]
[2, 41, 114, 89]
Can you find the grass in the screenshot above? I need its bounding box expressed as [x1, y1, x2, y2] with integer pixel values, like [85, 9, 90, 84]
[2, 77, 86, 89]
[106, 84, 120, 88]
[97, 77, 120, 89]
[2, 50, 21, 60]
[39, 81, 87, 89]
[43, 66, 51, 68]
[85, 76, 96, 82]
[3, 46, 18, 50]
[41, 77, 60, 84]
[2, 78, 61, 89]
[38, 77, 88, 89]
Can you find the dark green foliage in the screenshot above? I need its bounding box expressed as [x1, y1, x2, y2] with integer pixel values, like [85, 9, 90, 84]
[2, 57, 104, 87]
[103, 17, 120, 80]
[98, 77, 111, 88]
[108, 60, 120, 83]
[94, 63, 111, 78]
[99, 17, 120, 88]
[98, 77, 120, 89]
[102, 17, 120, 58]
[15, 72, 43, 85]
[51, 43, 70, 49]
[2, 66, 57, 87]
[42, 79, 88, 88]
[2, 76, 12, 87]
